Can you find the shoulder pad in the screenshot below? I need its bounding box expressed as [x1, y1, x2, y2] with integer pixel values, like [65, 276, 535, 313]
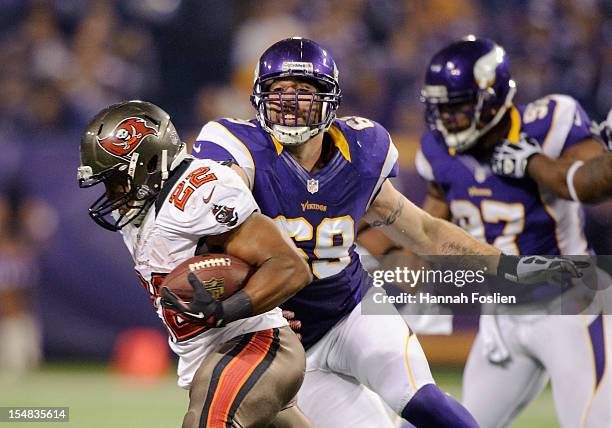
[195, 119, 274, 188]
[332, 117, 398, 178]
[158, 159, 258, 236]
[520, 95, 592, 158]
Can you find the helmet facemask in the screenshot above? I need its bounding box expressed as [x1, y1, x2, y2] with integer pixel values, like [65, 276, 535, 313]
[422, 82, 516, 153]
[250, 36, 342, 147]
[78, 154, 163, 231]
[253, 76, 340, 146]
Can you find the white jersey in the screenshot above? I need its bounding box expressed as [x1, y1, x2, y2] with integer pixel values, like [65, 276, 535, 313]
[121, 157, 287, 388]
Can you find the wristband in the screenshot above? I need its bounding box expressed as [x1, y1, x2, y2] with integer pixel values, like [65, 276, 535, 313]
[566, 160, 584, 202]
[496, 254, 520, 281]
[220, 290, 253, 325]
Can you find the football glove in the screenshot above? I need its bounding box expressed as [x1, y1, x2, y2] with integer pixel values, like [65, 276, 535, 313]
[497, 255, 587, 285]
[491, 134, 542, 179]
[161, 273, 225, 327]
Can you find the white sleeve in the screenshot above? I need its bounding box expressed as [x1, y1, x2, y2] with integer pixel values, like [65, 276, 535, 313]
[415, 149, 435, 182]
[196, 121, 255, 188]
[366, 134, 399, 209]
[540, 95, 578, 158]
[159, 161, 258, 238]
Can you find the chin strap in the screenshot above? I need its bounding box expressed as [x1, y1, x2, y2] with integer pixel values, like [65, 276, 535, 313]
[161, 149, 168, 180]
[128, 152, 140, 178]
[257, 107, 336, 146]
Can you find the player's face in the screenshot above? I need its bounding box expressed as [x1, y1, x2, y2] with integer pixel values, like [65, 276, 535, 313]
[103, 173, 132, 215]
[439, 102, 474, 133]
[439, 101, 499, 135]
[266, 78, 322, 127]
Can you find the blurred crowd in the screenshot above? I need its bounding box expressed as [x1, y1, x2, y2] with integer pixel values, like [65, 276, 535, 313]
[0, 0, 610, 361]
[1, 0, 610, 140]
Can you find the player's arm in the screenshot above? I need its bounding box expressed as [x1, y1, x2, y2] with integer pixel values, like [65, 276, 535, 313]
[492, 135, 606, 201]
[491, 98, 607, 201]
[160, 162, 311, 326]
[162, 212, 312, 327]
[208, 212, 312, 314]
[357, 182, 451, 294]
[365, 180, 582, 284]
[366, 180, 500, 265]
[357, 182, 450, 256]
[526, 138, 605, 198]
[356, 221, 402, 256]
[526, 151, 612, 203]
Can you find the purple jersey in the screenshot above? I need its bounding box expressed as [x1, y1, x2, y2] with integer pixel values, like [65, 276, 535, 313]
[416, 94, 592, 256]
[194, 117, 399, 348]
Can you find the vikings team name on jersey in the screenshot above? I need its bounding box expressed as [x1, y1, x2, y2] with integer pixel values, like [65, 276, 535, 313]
[416, 94, 592, 257]
[194, 117, 399, 348]
[301, 201, 328, 212]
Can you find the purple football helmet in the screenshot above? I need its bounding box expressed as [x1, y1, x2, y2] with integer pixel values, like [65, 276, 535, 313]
[251, 37, 342, 146]
[421, 36, 516, 152]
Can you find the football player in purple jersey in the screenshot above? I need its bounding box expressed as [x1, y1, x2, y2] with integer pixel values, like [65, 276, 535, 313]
[492, 108, 612, 203]
[418, 36, 611, 427]
[194, 37, 583, 427]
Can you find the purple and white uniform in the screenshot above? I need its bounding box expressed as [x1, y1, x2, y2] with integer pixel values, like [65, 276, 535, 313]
[418, 95, 612, 428]
[196, 117, 398, 349]
[417, 94, 591, 257]
[195, 116, 435, 428]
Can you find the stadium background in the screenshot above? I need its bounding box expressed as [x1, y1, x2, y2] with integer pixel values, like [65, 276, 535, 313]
[0, 0, 610, 426]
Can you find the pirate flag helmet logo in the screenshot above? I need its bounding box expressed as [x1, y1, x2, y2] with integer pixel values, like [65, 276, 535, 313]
[97, 117, 157, 158]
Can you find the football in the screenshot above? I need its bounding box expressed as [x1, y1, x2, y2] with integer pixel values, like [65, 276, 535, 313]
[162, 254, 253, 301]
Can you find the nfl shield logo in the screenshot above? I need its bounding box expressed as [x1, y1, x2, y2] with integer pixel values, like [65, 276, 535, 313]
[202, 278, 225, 300]
[306, 178, 319, 194]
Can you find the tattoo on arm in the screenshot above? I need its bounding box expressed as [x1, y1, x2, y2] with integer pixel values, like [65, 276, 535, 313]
[439, 241, 493, 272]
[439, 241, 483, 256]
[371, 199, 404, 227]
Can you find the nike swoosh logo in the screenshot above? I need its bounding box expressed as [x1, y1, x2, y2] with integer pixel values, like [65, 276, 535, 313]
[202, 186, 216, 204]
[193, 144, 202, 153]
[184, 311, 206, 319]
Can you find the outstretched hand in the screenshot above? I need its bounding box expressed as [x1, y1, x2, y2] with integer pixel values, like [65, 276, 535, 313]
[498, 255, 588, 286]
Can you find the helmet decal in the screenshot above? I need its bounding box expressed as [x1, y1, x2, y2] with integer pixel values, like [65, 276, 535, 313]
[281, 61, 314, 73]
[97, 117, 157, 158]
[474, 46, 505, 89]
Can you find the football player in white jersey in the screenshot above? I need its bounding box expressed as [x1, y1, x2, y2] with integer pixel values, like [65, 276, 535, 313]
[77, 101, 313, 428]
